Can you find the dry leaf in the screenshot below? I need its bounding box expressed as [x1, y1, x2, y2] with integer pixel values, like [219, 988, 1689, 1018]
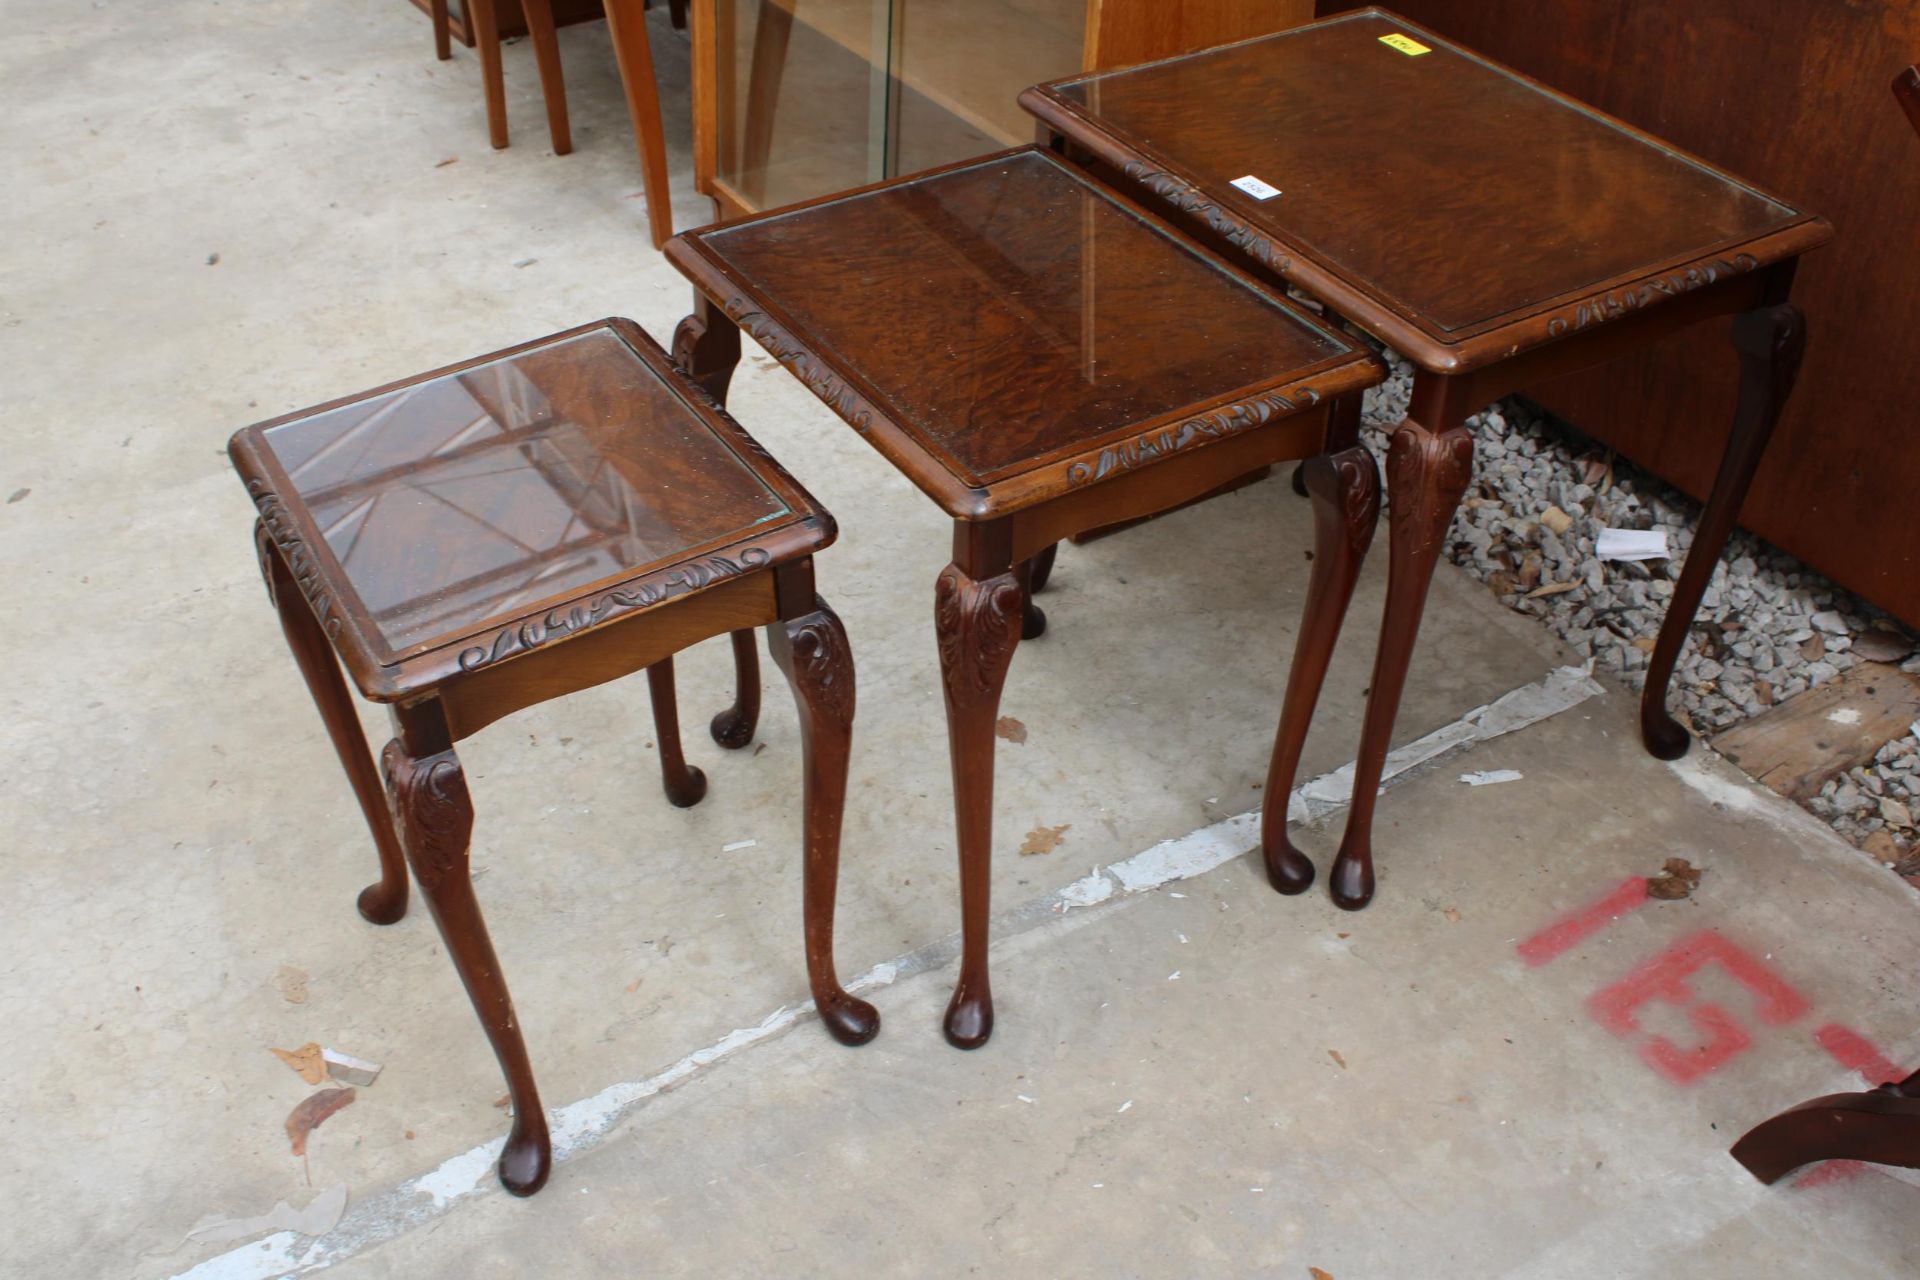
[1632, 636, 1658, 654]
[1526, 582, 1578, 599]
[1311, 1267, 1336, 1279]
[1327, 1049, 1347, 1069]
[271, 1042, 328, 1085]
[625, 978, 642, 993]
[1800, 634, 1826, 662]
[1863, 830, 1901, 864]
[1442, 906, 1462, 923]
[434, 155, 458, 167]
[275, 966, 309, 1004]
[1517, 553, 1543, 590]
[494, 1094, 512, 1109]
[1019, 823, 1071, 855]
[1853, 629, 1915, 664]
[1487, 569, 1516, 597]
[995, 717, 1028, 744]
[1646, 857, 1705, 901]
[285, 1087, 354, 1156]
[1539, 505, 1574, 535]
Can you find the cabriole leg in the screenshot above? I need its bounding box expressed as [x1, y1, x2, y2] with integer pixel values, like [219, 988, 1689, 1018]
[646, 657, 708, 808]
[383, 721, 550, 1195]
[1329, 416, 1474, 909]
[766, 597, 879, 1045]
[1642, 302, 1805, 760]
[255, 522, 408, 925]
[1262, 447, 1381, 894]
[934, 563, 1025, 1048]
[711, 629, 762, 748]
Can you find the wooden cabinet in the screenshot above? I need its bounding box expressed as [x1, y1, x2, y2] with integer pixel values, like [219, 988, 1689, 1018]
[691, 0, 1312, 217]
[1320, 0, 1920, 628]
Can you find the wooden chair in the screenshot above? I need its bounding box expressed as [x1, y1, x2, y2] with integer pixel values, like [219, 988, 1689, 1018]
[1727, 65, 1920, 1186]
[429, 0, 677, 248]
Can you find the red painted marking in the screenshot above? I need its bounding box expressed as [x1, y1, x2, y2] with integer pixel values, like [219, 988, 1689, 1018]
[1516, 877, 1650, 966]
[1587, 930, 1811, 1085]
[1814, 1024, 1906, 1088]
[1793, 1159, 1868, 1189]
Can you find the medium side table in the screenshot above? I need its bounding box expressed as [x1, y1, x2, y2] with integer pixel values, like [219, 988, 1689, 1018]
[1024, 7, 1833, 908]
[232, 319, 877, 1195]
[666, 147, 1385, 1046]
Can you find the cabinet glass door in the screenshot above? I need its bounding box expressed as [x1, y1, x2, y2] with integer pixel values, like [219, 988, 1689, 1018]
[711, 0, 1084, 213]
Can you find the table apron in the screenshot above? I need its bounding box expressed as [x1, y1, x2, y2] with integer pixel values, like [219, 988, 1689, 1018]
[437, 572, 782, 740]
[1004, 408, 1330, 566]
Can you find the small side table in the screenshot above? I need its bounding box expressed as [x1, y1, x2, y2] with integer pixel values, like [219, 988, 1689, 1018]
[1024, 7, 1833, 908]
[231, 319, 877, 1196]
[666, 148, 1384, 1047]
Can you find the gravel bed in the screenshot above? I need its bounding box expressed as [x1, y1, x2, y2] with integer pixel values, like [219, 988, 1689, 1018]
[1353, 352, 1920, 872]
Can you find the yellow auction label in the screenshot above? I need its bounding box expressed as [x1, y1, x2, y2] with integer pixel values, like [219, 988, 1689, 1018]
[1378, 33, 1431, 56]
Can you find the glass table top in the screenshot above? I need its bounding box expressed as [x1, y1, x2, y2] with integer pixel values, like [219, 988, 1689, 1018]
[257, 327, 788, 659]
[1049, 11, 1804, 336]
[697, 148, 1350, 484]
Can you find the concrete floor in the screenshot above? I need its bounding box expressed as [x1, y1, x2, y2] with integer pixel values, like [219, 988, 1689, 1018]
[2, 3, 1916, 1277]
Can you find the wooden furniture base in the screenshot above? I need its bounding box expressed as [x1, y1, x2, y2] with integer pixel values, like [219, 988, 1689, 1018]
[1730, 1070, 1920, 1184]
[666, 148, 1384, 1044]
[1025, 8, 1831, 909]
[233, 319, 875, 1194]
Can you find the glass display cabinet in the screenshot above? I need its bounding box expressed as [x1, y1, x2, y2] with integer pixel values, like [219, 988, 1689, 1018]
[691, 0, 1312, 216]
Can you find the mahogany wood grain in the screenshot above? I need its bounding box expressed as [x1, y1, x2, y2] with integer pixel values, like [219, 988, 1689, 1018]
[1316, 0, 1920, 629]
[767, 599, 881, 1044]
[1725, 63, 1920, 1189]
[667, 148, 1384, 1042]
[1029, 8, 1831, 908]
[1084, 0, 1313, 72]
[1262, 446, 1378, 893]
[521, 0, 575, 154]
[604, 0, 676, 247]
[256, 522, 410, 926]
[646, 656, 709, 805]
[235, 319, 873, 1194]
[711, 627, 763, 746]
[467, 0, 511, 148]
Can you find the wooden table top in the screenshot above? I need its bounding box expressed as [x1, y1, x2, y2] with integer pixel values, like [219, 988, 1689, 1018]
[666, 147, 1383, 518]
[1022, 7, 1832, 373]
[231, 319, 831, 698]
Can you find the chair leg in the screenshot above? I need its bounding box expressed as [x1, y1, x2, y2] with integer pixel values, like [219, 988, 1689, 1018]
[520, 0, 573, 154]
[255, 522, 408, 925]
[711, 629, 762, 747]
[1015, 554, 1047, 640]
[1261, 447, 1381, 894]
[934, 562, 1025, 1049]
[383, 725, 550, 1196]
[646, 657, 708, 807]
[431, 0, 453, 60]
[1640, 302, 1804, 760]
[766, 597, 879, 1045]
[467, 0, 509, 148]
[668, 0, 688, 28]
[1328, 415, 1474, 910]
[604, 0, 675, 248]
[1730, 1073, 1920, 1184]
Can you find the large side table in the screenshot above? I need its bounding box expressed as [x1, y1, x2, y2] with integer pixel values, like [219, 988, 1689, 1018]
[666, 148, 1385, 1047]
[231, 319, 877, 1195]
[1023, 7, 1834, 909]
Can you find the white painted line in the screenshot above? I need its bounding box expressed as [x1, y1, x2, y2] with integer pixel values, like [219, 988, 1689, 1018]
[170, 664, 1603, 1279]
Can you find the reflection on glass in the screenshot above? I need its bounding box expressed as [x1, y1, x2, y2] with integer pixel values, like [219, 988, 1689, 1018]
[262, 330, 786, 656]
[1055, 13, 1800, 332]
[714, 0, 1083, 211]
[706, 151, 1344, 481]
